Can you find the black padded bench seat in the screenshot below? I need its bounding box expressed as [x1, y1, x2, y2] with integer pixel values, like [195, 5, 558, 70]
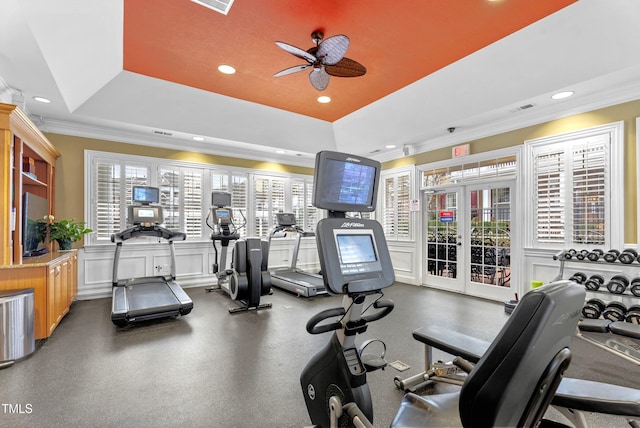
[411, 325, 640, 418]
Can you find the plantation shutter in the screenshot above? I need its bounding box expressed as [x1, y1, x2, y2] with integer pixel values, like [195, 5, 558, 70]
[95, 162, 122, 240]
[572, 137, 607, 245]
[534, 147, 565, 243]
[183, 169, 203, 238]
[382, 172, 411, 239]
[253, 176, 286, 237]
[397, 174, 410, 238]
[159, 167, 203, 237]
[383, 177, 396, 235]
[533, 134, 609, 246]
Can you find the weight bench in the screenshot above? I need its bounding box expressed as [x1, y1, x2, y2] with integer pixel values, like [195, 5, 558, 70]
[395, 323, 640, 428]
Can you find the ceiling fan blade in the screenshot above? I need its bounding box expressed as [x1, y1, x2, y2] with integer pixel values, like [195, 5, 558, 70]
[309, 67, 330, 91]
[316, 35, 349, 65]
[325, 57, 367, 77]
[275, 41, 316, 63]
[273, 64, 312, 77]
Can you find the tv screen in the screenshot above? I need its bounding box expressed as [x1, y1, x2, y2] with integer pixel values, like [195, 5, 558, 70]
[22, 192, 49, 257]
[312, 151, 380, 213]
[132, 186, 159, 204]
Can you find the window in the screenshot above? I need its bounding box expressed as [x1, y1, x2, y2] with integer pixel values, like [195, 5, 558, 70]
[86, 151, 316, 244]
[159, 167, 203, 237]
[212, 172, 248, 237]
[291, 178, 318, 232]
[381, 167, 413, 240]
[253, 175, 286, 237]
[526, 122, 623, 248]
[94, 161, 148, 240]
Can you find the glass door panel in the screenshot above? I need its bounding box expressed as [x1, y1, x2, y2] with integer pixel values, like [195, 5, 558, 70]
[466, 183, 514, 301]
[424, 188, 465, 293]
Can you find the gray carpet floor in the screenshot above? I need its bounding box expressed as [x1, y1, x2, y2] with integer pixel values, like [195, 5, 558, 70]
[0, 282, 638, 427]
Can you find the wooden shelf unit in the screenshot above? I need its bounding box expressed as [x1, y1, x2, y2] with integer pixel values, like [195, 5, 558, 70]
[0, 103, 76, 338]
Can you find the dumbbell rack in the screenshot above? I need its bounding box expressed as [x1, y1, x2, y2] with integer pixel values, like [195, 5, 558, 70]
[553, 249, 640, 364]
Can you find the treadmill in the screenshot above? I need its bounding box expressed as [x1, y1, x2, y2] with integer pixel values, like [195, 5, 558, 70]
[268, 213, 326, 297]
[110, 186, 194, 327]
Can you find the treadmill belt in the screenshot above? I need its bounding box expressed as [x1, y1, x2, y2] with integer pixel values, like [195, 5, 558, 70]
[275, 271, 324, 286]
[127, 281, 181, 317]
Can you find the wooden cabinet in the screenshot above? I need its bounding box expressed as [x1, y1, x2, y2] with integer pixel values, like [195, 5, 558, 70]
[0, 102, 60, 265]
[0, 250, 77, 339]
[0, 103, 74, 339]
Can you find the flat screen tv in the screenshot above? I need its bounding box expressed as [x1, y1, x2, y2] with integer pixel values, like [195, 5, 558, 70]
[132, 186, 159, 204]
[312, 151, 380, 213]
[22, 192, 49, 257]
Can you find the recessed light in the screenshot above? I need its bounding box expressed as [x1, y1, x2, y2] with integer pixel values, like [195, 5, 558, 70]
[551, 91, 574, 100]
[385, 144, 396, 149]
[33, 96, 51, 103]
[192, 136, 205, 141]
[276, 149, 286, 154]
[317, 96, 331, 103]
[218, 64, 236, 75]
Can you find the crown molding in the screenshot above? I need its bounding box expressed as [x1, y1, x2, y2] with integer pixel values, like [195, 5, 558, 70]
[37, 118, 317, 168]
[372, 80, 640, 164]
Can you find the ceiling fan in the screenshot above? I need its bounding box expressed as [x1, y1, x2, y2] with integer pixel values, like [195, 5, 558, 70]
[273, 30, 366, 91]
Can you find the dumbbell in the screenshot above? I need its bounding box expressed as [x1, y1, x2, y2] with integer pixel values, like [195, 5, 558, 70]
[603, 249, 620, 263]
[562, 249, 578, 260]
[584, 274, 605, 291]
[606, 274, 629, 294]
[631, 278, 640, 297]
[603, 301, 628, 322]
[626, 305, 640, 324]
[569, 272, 587, 285]
[618, 249, 638, 264]
[582, 298, 606, 319]
[575, 250, 590, 260]
[587, 249, 604, 262]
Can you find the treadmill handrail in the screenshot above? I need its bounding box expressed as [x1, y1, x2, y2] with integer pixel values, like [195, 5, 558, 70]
[111, 225, 186, 243]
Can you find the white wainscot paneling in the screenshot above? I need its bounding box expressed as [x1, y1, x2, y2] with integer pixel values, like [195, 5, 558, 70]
[79, 241, 217, 300]
[388, 241, 418, 285]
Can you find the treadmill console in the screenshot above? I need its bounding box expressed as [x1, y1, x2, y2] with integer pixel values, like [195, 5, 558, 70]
[128, 205, 163, 227]
[276, 213, 297, 227]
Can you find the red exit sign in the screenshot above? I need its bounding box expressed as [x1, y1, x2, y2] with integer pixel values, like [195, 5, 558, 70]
[452, 144, 470, 157]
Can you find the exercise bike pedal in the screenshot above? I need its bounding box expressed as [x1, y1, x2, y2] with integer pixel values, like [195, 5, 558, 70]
[361, 353, 387, 372]
[358, 338, 388, 372]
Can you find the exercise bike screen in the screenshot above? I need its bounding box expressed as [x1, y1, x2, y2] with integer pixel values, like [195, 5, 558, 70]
[336, 234, 378, 264]
[320, 159, 376, 206]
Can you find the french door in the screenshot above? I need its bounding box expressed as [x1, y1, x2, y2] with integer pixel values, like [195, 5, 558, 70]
[423, 180, 515, 301]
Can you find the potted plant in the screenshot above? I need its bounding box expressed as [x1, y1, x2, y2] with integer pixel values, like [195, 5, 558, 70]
[47, 216, 93, 250]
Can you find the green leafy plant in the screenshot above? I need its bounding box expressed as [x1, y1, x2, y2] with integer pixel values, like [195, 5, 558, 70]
[47, 217, 93, 246]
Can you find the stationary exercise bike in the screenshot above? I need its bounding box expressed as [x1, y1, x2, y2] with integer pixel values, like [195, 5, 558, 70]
[205, 191, 271, 314]
[300, 151, 396, 427]
[301, 152, 589, 428]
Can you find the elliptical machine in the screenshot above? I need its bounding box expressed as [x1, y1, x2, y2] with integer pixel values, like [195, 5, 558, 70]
[300, 151, 395, 427]
[205, 191, 272, 314]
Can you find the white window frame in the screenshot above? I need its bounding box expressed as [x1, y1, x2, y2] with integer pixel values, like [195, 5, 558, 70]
[379, 165, 415, 241]
[523, 121, 624, 249]
[85, 150, 315, 244]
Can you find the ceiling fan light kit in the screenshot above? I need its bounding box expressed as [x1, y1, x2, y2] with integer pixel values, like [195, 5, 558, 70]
[274, 30, 366, 91]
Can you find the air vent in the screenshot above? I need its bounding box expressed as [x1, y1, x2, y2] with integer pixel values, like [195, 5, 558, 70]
[152, 130, 173, 136]
[369, 149, 382, 154]
[514, 103, 535, 112]
[191, 0, 235, 15]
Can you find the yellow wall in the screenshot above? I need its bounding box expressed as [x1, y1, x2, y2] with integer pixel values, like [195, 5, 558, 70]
[46, 134, 313, 227]
[48, 98, 639, 243]
[384, 99, 640, 243]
